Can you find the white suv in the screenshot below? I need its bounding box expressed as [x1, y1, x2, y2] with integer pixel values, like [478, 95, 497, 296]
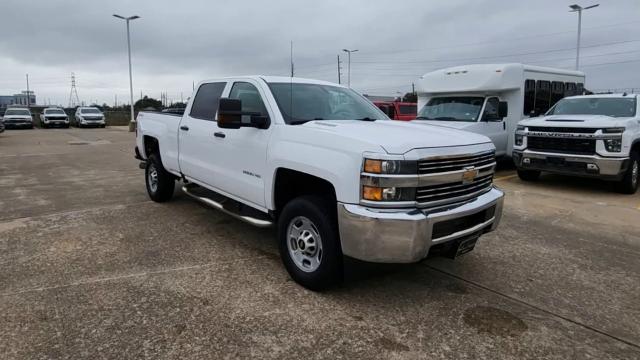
[75, 107, 106, 128]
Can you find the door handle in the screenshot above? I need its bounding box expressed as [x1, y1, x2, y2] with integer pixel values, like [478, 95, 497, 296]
[214, 132, 226, 138]
[180, 125, 189, 131]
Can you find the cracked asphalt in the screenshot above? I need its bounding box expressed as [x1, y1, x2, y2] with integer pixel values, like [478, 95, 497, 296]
[1, 127, 639, 359]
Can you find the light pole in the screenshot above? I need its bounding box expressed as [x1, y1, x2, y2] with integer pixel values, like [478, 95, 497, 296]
[569, 4, 599, 70]
[113, 14, 140, 132]
[342, 49, 358, 88]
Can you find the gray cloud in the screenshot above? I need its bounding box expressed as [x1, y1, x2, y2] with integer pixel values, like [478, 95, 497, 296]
[1, 0, 639, 106]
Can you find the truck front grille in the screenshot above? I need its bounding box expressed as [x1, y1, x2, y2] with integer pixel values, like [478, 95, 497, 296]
[528, 126, 597, 134]
[527, 137, 596, 155]
[418, 151, 495, 174]
[416, 173, 493, 205]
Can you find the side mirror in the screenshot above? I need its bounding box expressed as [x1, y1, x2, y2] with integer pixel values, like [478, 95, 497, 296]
[217, 98, 242, 129]
[498, 101, 508, 119]
[217, 98, 269, 129]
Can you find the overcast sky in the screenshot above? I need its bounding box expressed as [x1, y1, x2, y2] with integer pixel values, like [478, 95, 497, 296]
[1, 0, 639, 106]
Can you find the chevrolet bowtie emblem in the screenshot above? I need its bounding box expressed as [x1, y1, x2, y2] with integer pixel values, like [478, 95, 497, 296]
[461, 166, 479, 184]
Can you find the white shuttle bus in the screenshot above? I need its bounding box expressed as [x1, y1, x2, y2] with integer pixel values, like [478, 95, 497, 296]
[415, 63, 585, 157]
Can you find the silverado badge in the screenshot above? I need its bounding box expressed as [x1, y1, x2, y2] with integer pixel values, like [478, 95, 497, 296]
[461, 166, 479, 184]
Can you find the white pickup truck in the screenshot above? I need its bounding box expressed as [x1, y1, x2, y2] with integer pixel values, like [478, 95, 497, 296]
[135, 76, 504, 290]
[513, 94, 640, 194]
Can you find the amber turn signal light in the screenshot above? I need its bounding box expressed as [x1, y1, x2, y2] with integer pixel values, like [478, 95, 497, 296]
[362, 186, 383, 201]
[364, 159, 382, 174]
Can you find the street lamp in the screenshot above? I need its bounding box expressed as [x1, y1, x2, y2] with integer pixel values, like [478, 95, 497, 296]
[113, 14, 140, 132]
[569, 4, 599, 70]
[342, 49, 358, 88]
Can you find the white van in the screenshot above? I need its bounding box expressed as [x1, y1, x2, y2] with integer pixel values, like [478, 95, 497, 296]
[415, 63, 585, 157]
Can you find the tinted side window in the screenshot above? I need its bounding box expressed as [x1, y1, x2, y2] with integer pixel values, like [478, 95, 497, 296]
[577, 83, 584, 96]
[565, 82, 576, 97]
[189, 82, 227, 121]
[524, 79, 535, 115]
[551, 81, 565, 107]
[229, 82, 268, 123]
[398, 104, 416, 115]
[483, 97, 500, 120]
[535, 80, 551, 114]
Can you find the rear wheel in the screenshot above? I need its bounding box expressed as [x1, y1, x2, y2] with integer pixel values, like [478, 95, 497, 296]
[278, 195, 343, 291]
[145, 154, 175, 202]
[517, 169, 541, 181]
[615, 152, 639, 194]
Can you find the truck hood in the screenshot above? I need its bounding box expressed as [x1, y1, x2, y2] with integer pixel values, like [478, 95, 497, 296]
[301, 120, 492, 154]
[519, 114, 634, 128]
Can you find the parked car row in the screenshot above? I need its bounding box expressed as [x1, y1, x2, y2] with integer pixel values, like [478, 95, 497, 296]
[0, 106, 106, 129]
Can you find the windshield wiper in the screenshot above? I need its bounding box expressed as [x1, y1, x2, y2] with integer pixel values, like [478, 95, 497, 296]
[356, 117, 377, 121]
[289, 118, 324, 125]
[415, 116, 432, 120]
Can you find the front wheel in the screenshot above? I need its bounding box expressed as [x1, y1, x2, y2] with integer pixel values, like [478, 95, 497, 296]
[145, 154, 175, 202]
[278, 195, 343, 291]
[615, 152, 639, 194]
[517, 169, 541, 181]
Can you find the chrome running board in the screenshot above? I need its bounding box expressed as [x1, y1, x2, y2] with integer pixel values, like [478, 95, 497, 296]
[181, 184, 273, 228]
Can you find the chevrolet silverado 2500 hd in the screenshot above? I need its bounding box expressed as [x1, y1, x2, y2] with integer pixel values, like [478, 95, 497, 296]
[513, 94, 640, 194]
[135, 76, 505, 290]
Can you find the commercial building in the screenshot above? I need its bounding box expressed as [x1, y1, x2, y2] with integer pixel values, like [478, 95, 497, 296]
[0, 91, 37, 109]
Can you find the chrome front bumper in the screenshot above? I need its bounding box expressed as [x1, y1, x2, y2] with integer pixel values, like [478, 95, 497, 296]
[337, 187, 504, 263]
[513, 150, 628, 179]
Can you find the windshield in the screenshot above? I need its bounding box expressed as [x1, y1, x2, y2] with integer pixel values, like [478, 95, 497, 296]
[45, 109, 65, 115]
[5, 109, 31, 116]
[547, 97, 636, 118]
[268, 83, 388, 124]
[81, 108, 101, 114]
[416, 96, 484, 122]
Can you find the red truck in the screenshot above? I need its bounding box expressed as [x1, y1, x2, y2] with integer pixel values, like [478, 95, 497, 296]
[373, 101, 417, 121]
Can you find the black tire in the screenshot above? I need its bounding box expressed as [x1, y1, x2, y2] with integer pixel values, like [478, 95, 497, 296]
[517, 169, 541, 181]
[615, 152, 639, 194]
[145, 154, 175, 202]
[278, 195, 343, 291]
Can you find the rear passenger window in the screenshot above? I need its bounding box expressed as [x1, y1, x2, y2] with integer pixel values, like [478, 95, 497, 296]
[189, 82, 227, 121]
[535, 80, 551, 114]
[523, 79, 536, 115]
[577, 83, 584, 96]
[229, 82, 268, 123]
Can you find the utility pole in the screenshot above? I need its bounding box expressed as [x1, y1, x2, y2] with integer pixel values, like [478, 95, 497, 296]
[25, 74, 30, 109]
[337, 55, 342, 84]
[342, 49, 358, 88]
[569, 4, 599, 70]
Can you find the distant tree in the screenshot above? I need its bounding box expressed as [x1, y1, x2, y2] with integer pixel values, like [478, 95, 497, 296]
[401, 92, 417, 103]
[134, 96, 162, 111]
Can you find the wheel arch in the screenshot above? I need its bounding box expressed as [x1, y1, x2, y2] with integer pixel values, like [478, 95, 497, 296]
[272, 168, 337, 218]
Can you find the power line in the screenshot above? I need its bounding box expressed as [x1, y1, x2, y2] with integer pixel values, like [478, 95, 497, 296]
[353, 39, 640, 65]
[358, 19, 640, 57]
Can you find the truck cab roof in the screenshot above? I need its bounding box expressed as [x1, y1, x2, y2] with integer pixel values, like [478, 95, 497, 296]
[197, 75, 346, 87]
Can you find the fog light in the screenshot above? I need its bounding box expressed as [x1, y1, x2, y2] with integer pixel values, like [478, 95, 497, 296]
[523, 158, 531, 165]
[586, 164, 599, 172]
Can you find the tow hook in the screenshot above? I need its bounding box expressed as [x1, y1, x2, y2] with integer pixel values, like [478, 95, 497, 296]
[139, 161, 146, 170]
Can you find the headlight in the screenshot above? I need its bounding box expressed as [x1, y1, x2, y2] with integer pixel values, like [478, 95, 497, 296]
[515, 125, 526, 146]
[363, 159, 417, 174]
[362, 186, 415, 202]
[604, 138, 622, 152]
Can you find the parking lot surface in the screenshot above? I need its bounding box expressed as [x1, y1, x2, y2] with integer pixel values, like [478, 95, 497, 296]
[1, 127, 639, 359]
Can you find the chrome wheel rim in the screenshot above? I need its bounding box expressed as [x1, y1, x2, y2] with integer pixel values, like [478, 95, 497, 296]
[148, 164, 159, 193]
[287, 216, 323, 273]
[632, 160, 638, 186]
